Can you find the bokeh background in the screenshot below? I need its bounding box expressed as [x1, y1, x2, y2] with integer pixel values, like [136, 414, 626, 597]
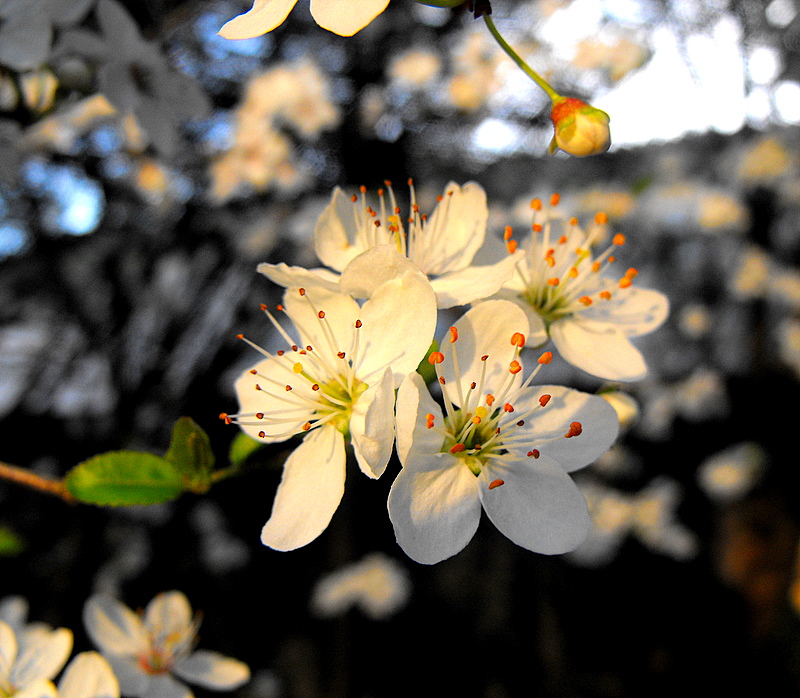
[3, 0, 800, 694]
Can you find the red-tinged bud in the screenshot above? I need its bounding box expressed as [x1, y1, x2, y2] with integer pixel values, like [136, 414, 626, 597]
[550, 97, 611, 158]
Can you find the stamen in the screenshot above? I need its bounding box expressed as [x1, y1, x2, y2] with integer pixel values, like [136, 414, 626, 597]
[538, 352, 553, 365]
[488, 479, 505, 490]
[565, 422, 583, 438]
[449, 327, 458, 343]
[528, 449, 540, 458]
[510, 332, 525, 347]
[450, 443, 466, 454]
[425, 413, 435, 429]
[539, 394, 551, 407]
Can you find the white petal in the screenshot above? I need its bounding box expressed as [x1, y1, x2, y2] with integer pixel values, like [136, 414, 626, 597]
[234, 357, 317, 443]
[82, 596, 148, 657]
[0, 620, 18, 681]
[395, 372, 445, 467]
[488, 290, 549, 348]
[339, 245, 420, 300]
[103, 656, 149, 696]
[583, 286, 669, 337]
[257, 263, 342, 293]
[388, 452, 481, 564]
[350, 368, 396, 479]
[440, 301, 528, 406]
[511, 386, 619, 472]
[409, 181, 488, 275]
[428, 252, 522, 309]
[314, 187, 367, 272]
[12, 628, 72, 685]
[261, 425, 346, 551]
[355, 270, 437, 382]
[310, 0, 389, 35]
[218, 0, 298, 39]
[550, 316, 648, 381]
[479, 456, 591, 554]
[13, 679, 57, 698]
[143, 592, 193, 647]
[282, 285, 360, 360]
[173, 651, 250, 690]
[57, 652, 120, 698]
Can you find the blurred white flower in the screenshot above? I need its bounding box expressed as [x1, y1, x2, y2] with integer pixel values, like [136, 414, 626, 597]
[0, 619, 73, 698]
[697, 442, 767, 504]
[57, 652, 119, 698]
[310, 553, 411, 620]
[388, 48, 441, 89]
[83, 591, 250, 697]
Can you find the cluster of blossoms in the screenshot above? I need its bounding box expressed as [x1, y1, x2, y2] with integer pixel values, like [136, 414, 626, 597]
[0, 592, 248, 698]
[224, 180, 668, 564]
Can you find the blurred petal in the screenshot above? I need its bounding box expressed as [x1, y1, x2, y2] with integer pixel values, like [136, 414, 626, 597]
[12, 628, 72, 685]
[257, 263, 341, 293]
[218, 0, 298, 39]
[83, 596, 147, 657]
[480, 457, 591, 554]
[584, 287, 669, 337]
[395, 372, 444, 467]
[0, 620, 18, 679]
[261, 425, 346, 551]
[57, 652, 119, 698]
[141, 674, 191, 698]
[14, 679, 57, 698]
[173, 651, 250, 690]
[428, 252, 522, 309]
[143, 592, 193, 650]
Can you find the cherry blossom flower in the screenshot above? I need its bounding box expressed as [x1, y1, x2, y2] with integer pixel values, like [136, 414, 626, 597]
[224, 272, 437, 550]
[259, 180, 521, 309]
[387, 300, 619, 564]
[83, 591, 249, 698]
[497, 195, 669, 381]
[219, 0, 390, 40]
[0, 619, 73, 698]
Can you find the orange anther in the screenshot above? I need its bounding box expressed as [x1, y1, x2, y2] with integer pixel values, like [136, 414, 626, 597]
[539, 394, 551, 407]
[507, 239, 518, 254]
[298, 288, 306, 296]
[613, 233, 626, 246]
[425, 413, 435, 429]
[569, 218, 578, 226]
[533, 223, 543, 233]
[249, 369, 257, 374]
[428, 351, 445, 364]
[595, 211, 608, 225]
[449, 327, 458, 343]
[550, 193, 560, 206]
[619, 277, 632, 289]
[600, 290, 612, 300]
[531, 198, 542, 210]
[488, 479, 505, 490]
[565, 422, 583, 438]
[608, 255, 616, 264]
[504, 226, 513, 240]
[351, 194, 357, 203]
[337, 351, 346, 359]
[486, 394, 495, 406]
[450, 443, 466, 454]
[509, 360, 522, 375]
[481, 355, 489, 361]
[569, 267, 579, 278]
[260, 303, 267, 311]
[558, 235, 568, 244]
[472, 415, 482, 425]
[511, 332, 526, 348]
[579, 296, 593, 306]
[545, 255, 555, 267]
[538, 352, 553, 365]
[312, 384, 320, 391]
[318, 310, 325, 318]
[302, 422, 312, 431]
[219, 413, 231, 424]
[528, 449, 540, 458]
[285, 385, 292, 391]
[236, 334, 244, 340]
[503, 403, 515, 413]
[548, 278, 560, 286]
[625, 268, 638, 279]
[355, 319, 362, 328]
[258, 430, 266, 438]
[360, 185, 367, 193]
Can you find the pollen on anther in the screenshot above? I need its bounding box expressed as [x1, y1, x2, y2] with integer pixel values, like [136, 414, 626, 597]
[504, 226, 513, 240]
[548, 278, 560, 286]
[355, 319, 362, 328]
[528, 449, 540, 458]
[533, 223, 543, 233]
[439, 376, 446, 385]
[428, 351, 445, 365]
[255, 412, 264, 419]
[511, 332, 525, 348]
[312, 384, 320, 391]
[449, 327, 458, 343]
[509, 360, 522, 374]
[538, 352, 553, 365]
[600, 290, 612, 300]
[285, 385, 292, 391]
[236, 334, 244, 340]
[450, 443, 466, 454]
[299, 288, 306, 296]
[302, 422, 312, 431]
[613, 233, 626, 246]
[539, 394, 551, 407]
[481, 355, 489, 361]
[337, 351, 346, 359]
[565, 421, 583, 438]
[626, 268, 638, 279]
[219, 413, 231, 424]
[425, 413, 435, 429]
[486, 394, 495, 406]
[579, 296, 593, 306]
[260, 304, 267, 311]
[318, 310, 326, 319]
[507, 239, 518, 254]
[595, 211, 608, 225]
[249, 369, 257, 375]
[531, 198, 542, 211]
[293, 362, 304, 373]
[488, 479, 505, 490]
[258, 431, 266, 438]
[550, 193, 560, 206]
[619, 277, 633, 289]
[503, 403, 514, 413]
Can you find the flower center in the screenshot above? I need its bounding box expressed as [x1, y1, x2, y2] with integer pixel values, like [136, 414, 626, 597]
[442, 405, 507, 474]
[315, 376, 368, 439]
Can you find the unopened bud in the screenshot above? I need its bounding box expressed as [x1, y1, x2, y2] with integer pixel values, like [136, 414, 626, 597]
[550, 97, 610, 158]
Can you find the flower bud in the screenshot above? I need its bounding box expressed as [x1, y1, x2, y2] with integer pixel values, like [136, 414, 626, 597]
[549, 96, 610, 157]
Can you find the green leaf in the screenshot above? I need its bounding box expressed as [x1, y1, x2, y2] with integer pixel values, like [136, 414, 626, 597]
[228, 431, 262, 467]
[164, 417, 215, 492]
[416, 340, 439, 385]
[64, 451, 185, 506]
[0, 527, 25, 556]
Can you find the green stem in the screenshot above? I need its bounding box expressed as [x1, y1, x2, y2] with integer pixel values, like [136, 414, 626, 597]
[483, 14, 561, 102]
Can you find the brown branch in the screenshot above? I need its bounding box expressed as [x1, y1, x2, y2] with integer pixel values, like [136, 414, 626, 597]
[0, 461, 76, 504]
